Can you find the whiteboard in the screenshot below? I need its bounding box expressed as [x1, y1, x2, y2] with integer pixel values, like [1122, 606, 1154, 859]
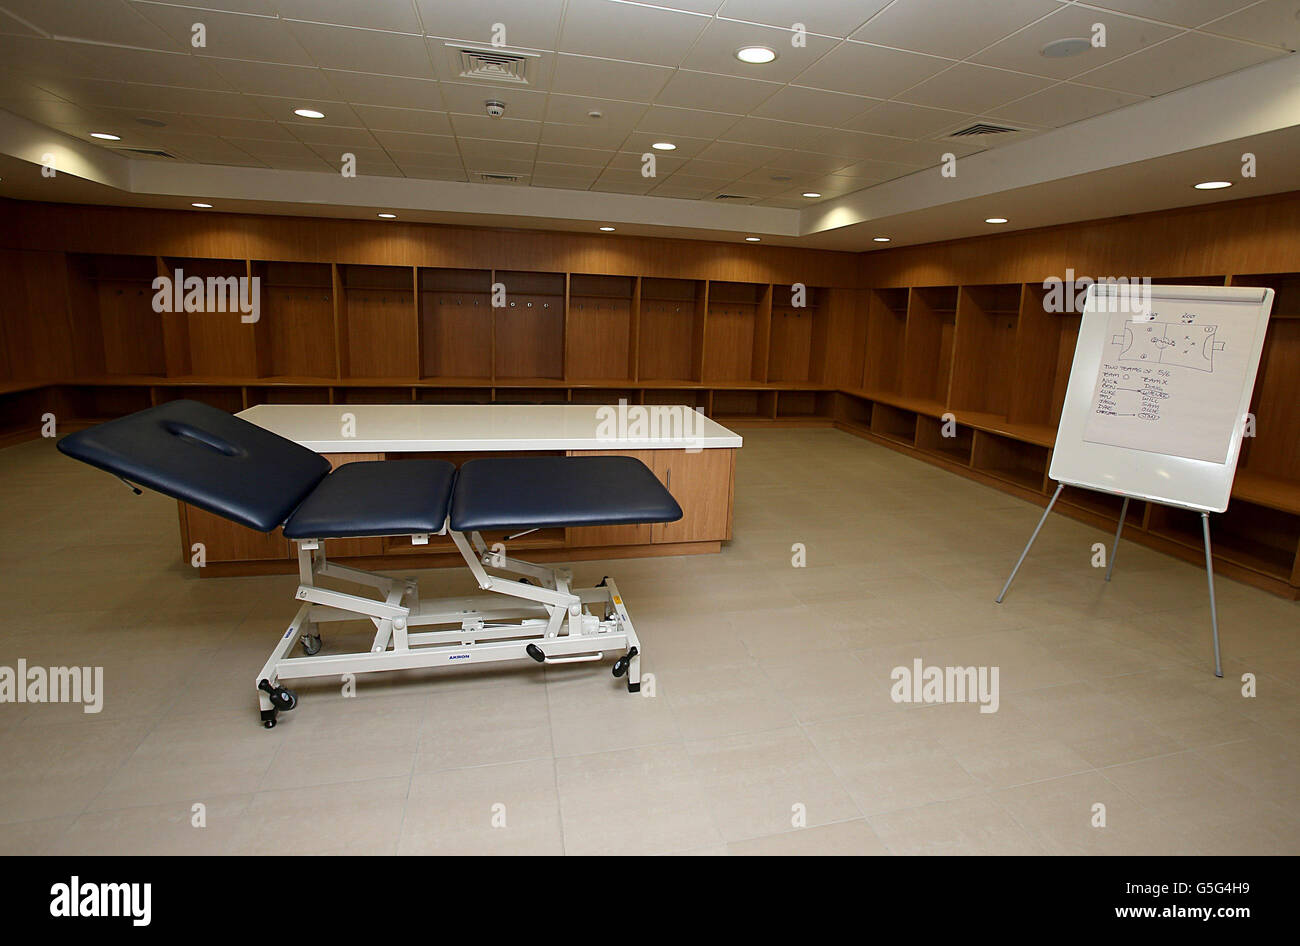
[1049, 283, 1274, 513]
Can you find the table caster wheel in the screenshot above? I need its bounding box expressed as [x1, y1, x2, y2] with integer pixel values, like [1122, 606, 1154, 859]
[263, 717, 277, 729]
[612, 646, 638, 678]
[301, 633, 322, 656]
[526, 643, 546, 663]
[258, 679, 297, 712]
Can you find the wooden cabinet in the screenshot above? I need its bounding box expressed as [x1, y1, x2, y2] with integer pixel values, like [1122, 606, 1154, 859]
[651, 448, 735, 544]
[567, 448, 735, 547]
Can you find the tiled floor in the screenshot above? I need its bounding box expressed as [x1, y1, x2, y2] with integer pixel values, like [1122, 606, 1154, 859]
[1, 428, 1297, 855]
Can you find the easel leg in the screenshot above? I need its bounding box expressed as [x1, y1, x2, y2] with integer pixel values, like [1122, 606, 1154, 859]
[1202, 513, 1224, 678]
[1105, 497, 1130, 582]
[996, 483, 1064, 603]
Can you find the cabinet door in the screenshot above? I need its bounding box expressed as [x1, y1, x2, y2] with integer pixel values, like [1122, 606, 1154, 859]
[652, 448, 734, 544]
[182, 505, 291, 563]
[567, 449, 657, 547]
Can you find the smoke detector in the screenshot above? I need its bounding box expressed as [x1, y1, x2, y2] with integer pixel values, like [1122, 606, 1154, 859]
[485, 100, 506, 118]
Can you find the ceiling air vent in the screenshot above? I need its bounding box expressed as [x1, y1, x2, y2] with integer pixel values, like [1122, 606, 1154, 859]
[714, 193, 751, 200]
[948, 122, 1021, 137]
[475, 172, 522, 184]
[448, 44, 539, 84]
[116, 148, 177, 158]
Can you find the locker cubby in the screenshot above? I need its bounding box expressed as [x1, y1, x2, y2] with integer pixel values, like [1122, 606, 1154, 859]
[65, 254, 167, 377]
[971, 430, 1046, 492]
[493, 270, 564, 381]
[704, 281, 768, 383]
[638, 279, 704, 382]
[768, 284, 825, 383]
[916, 414, 973, 464]
[419, 267, 493, 381]
[337, 265, 417, 379]
[567, 274, 635, 382]
[254, 261, 336, 380]
[871, 402, 917, 444]
[902, 286, 958, 408]
[949, 284, 1022, 418]
[863, 287, 909, 393]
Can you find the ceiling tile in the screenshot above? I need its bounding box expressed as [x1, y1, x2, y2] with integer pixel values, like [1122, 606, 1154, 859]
[715, 0, 892, 38]
[635, 104, 740, 138]
[0, 7, 41, 35]
[803, 127, 913, 160]
[988, 80, 1146, 126]
[351, 104, 454, 135]
[844, 100, 972, 138]
[386, 149, 464, 168]
[591, 170, 657, 194]
[851, 0, 1064, 59]
[457, 138, 538, 160]
[970, 5, 1181, 79]
[206, 60, 335, 98]
[539, 121, 632, 149]
[531, 161, 602, 182]
[752, 85, 878, 125]
[535, 143, 612, 166]
[134, 6, 316, 65]
[397, 165, 468, 181]
[1076, 30, 1286, 95]
[415, 0, 566, 49]
[1080, 0, 1259, 28]
[176, 116, 296, 139]
[449, 113, 540, 141]
[546, 93, 645, 127]
[1201, 1, 1300, 50]
[605, 150, 688, 175]
[307, 143, 399, 173]
[793, 42, 952, 97]
[680, 18, 839, 82]
[0, 34, 105, 77]
[721, 115, 827, 147]
[6, 0, 178, 48]
[550, 54, 673, 101]
[620, 130, 713, 157]
[255, 98, 362, 126]
[696, 139, 783, 163]
[224, 137, 321, 158]
[54, 46, 236, 89]
[874, 137, 983, 165]
[654, 69, 783, 111]
[322, 69, 442, 109]
[286, 21, 437, 78]
[261, 154, 337, 171]
[676, 157, 754, 178]
[830, 158, 924, 180]
[763, 150, 855, 173]
[280, 121, 379, 147]
[650, 180, 723, 198]
[560, 0, 710, 66]
[277, 0, 424, 33]
[463, 157, 534, 174]
[895, 63, 1056, 112]
[439, 82, 548, 120]
[369, 129, 459, 153]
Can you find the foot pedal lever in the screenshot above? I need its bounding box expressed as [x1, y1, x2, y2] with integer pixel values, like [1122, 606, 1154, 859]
[611, 646, 639, 678]
[526, 644, 602, 665]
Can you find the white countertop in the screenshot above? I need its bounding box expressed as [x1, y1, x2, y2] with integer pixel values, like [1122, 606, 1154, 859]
[238, 403, 744, 453]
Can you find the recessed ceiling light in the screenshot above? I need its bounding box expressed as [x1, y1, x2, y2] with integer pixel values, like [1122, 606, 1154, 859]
[985, 217, 1009, 224]
[802, 192, 821, 198]
[293, 108, 325, 119]
[736, 45, 777, 64]
[873, 236, 891, 242]
[599, 226, 615, 231]
[90, 132, 120, 140]
[745, 236, 761, 242]
[377, 212, 397, 218]
[1040, 37, 1091, 58]
[651, 141, 676, 151]
[1194, 180, 1232, 190]
[191, 202, 213, 208]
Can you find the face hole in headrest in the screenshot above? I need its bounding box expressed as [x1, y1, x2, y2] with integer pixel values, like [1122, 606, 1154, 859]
[162, 421, 244, 458]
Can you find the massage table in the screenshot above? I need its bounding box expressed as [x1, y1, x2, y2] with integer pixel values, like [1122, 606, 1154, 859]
[57, 400, 682, 728]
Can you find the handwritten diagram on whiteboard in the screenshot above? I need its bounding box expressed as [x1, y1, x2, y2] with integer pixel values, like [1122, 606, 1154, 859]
[1083, 302, 1259, 464]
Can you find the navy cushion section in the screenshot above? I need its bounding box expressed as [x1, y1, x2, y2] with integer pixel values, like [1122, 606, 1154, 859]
[450, 456, 683, 532]
[283, 460, 457, 539]
[57, 399, 331, 532]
